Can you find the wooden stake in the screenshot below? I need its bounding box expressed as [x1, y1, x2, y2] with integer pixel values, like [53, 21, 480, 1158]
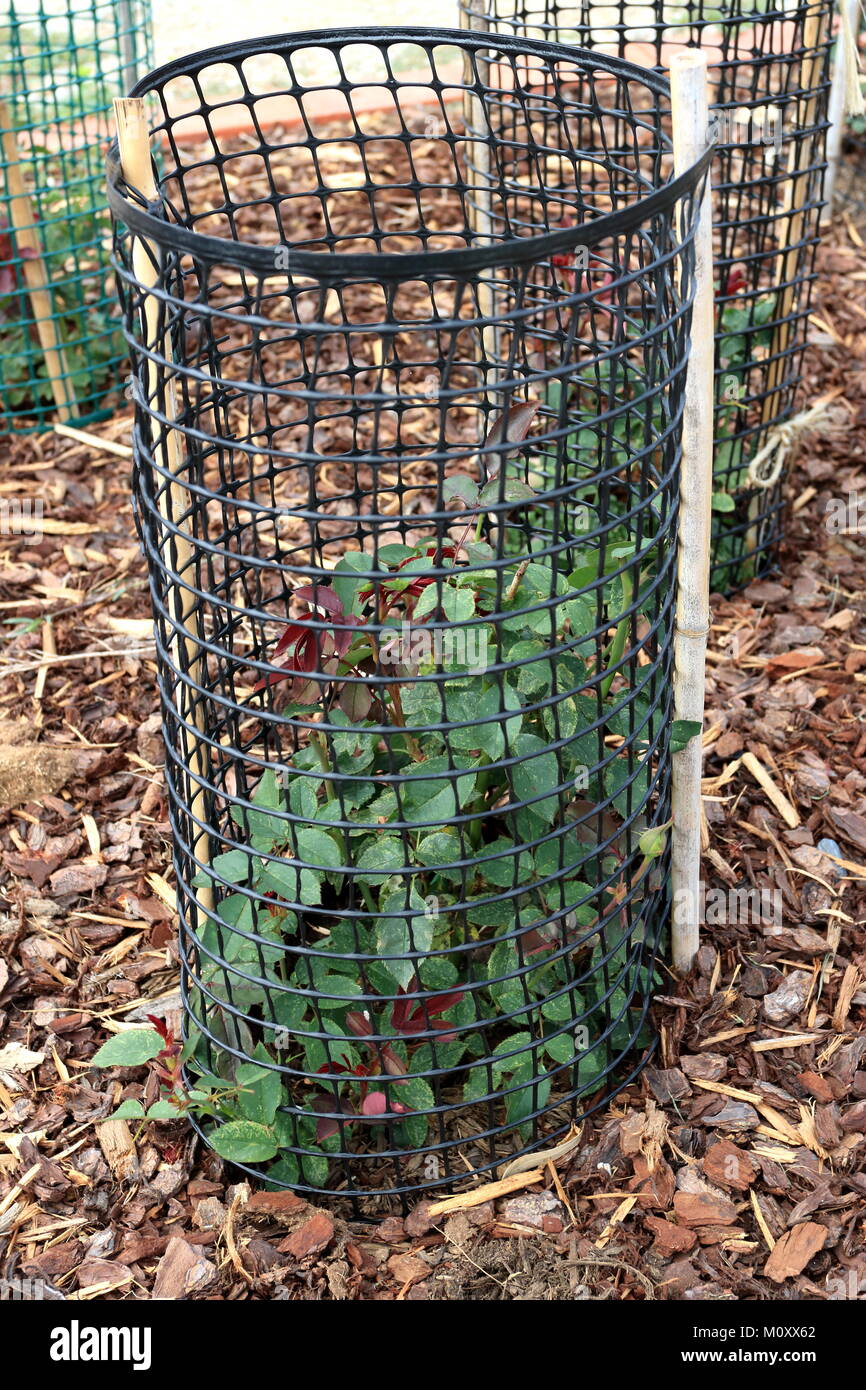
[744, 4, 831, 559]
[824, 0, 863, 216]
[0, 99, 78, 422]
[670, 52, 715, 975]
[113, 97, 213, 925]
[459, 4, 499, 381]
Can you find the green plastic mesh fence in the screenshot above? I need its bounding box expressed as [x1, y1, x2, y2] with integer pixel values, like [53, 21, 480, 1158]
[0, 0, 152, 432]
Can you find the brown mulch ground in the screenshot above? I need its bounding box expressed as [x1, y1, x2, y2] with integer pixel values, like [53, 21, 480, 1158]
[2, 145, 866, 1301]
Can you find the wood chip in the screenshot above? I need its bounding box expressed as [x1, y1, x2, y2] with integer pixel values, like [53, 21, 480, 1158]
[763, 1222, 827, 1283]
[96, 1118, 136, 1180]
[594, 1195, 638, 1248]
[749, 1189, 776, 1251]
[832, 963, 861, 1032]
[427, 1168, 545, 1216]
[689, 1077, 803, 1145]
[741, 751, 800, 828]
[750, 1034, 821, 1052]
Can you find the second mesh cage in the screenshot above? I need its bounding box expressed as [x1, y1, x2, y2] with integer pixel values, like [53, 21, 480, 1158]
[108, 29, 709, 1209]
[0, 0, 151, 431]
[460, 1, 833, 592]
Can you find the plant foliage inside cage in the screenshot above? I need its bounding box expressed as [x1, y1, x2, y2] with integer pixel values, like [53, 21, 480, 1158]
[108, 28, 709, 1208]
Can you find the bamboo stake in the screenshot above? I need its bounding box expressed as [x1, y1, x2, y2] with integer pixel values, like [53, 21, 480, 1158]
[745, 1, 832, 559]
[460, 3, 499, 380]
[824, 0, 863, 216]
[113, 97, 213, 926]
[670, 52, 715, 975]
[0, 99, 78, 421]
[116, 0, 139, 97]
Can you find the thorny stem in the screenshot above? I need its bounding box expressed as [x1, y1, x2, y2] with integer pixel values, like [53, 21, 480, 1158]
[468, 763, 491, 849]
[506, 559, 529, 603]
[312, 729, 335, 797]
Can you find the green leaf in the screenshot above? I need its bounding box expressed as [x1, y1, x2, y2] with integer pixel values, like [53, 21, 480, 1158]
[463, 1064, 490, 1104]
[712, 491, 736, 513]
[480, 477, 536, 506]
[491, 1031, 533, 1082]
[510, 732, 561, 825]
[91, 1029, 164, 1068]
[196, 849, 251, 889]
[476, 837, 534, 888]
[209, 1119, 279, 1164]
[443, 473, 479, 506]
[415, 830, 462, 879]
[378, 543, 419, 564]
[465, 540, 495, 565]
[543, 1032, 579, 1065]
[466, 896, 515, 930]
[296, 826, 343, 870]
[400, 757, 477, 824]
[542, 991, 581, 1022]
[487, 940, 527, 1016]
[266, 1154, 300, 1188]
[416, 956, 460, 990]
[670, 719, 703, 754]
[506, 1076, 549, 1134]
[398, 1075, 435, 1113]
[561, 592, 596, 640]
[332, 550, 370, 614]
[533, 836, 587, 882]
[448, 683, 505, 760]
[299, 1152, 330, 1187]
[146, 1100, 180, 1120]
[312, 973, 366, 1008]
[258, 858, 321, 907]
[236, 1045, 284, 1127]
[355, 835, 406, 884]
[508, 641, 553, 697]
[376, 889, 435, 990]
[102, 1098, 145, 1120]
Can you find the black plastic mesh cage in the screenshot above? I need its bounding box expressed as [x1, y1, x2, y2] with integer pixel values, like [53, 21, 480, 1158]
[108, 27, 708, 1211]
[460, 1, 833, 592]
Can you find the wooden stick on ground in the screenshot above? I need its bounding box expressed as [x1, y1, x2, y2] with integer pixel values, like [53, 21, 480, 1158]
[669, 52, 715, 975]
[741, 750, 800, 829]
[112, 97, 214, 926]
[0, 99, 78, 422]
[54, 421, 133, 458]
[426, 1166, 546, 1217]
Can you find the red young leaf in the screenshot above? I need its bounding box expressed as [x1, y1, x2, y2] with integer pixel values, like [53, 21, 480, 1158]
[293, 583, 345, 618]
